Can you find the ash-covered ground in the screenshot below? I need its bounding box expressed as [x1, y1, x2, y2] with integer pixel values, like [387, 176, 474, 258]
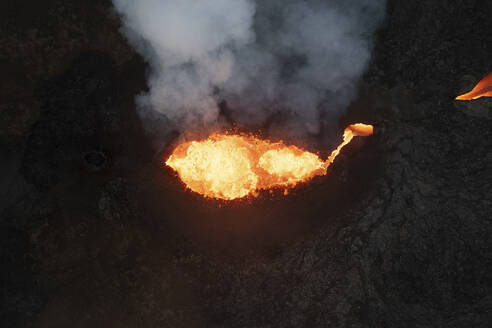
[1, 0, 492, 327]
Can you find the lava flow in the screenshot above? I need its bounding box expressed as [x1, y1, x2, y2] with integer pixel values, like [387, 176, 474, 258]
[166, 123, 373, 200]
[456, 72, 492, 100]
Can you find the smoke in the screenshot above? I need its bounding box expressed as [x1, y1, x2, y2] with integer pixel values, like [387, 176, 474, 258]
[113, 0, 386, 140]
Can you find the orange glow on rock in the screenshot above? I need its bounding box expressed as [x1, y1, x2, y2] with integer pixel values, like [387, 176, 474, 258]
[166, 123, 374, 200]
[456, 72, 492, 100]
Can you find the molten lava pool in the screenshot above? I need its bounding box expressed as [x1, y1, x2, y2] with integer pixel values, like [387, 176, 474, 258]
[166, 123, 373, 200]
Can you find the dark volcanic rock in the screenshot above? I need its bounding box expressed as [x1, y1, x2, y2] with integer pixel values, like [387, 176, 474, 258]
[1, 0, 492, 327]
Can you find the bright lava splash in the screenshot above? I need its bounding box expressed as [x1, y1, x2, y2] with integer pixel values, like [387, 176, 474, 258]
[166, 123, 373, 200]
[456, 72, 492, 100]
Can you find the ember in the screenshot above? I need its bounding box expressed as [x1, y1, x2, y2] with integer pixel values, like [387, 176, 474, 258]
[456, 72, 492, 100]
[166, 123, 373, 200]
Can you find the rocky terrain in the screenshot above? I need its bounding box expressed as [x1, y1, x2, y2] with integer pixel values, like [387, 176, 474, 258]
[1, 0, 491, 327]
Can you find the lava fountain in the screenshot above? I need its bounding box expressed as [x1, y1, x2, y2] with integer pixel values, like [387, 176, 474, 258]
[456, 72, 492, 100]
[166, 123, 374, 200]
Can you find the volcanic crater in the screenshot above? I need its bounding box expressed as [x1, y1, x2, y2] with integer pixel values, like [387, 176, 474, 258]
[1, 1, 491, 327]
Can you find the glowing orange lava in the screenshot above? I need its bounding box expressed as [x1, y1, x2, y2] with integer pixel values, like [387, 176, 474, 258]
[456, 72, 492, 100]
[166, 123, 373, 200]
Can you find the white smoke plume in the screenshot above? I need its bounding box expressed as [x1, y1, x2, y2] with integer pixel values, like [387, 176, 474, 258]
[113, 0, 386, 140]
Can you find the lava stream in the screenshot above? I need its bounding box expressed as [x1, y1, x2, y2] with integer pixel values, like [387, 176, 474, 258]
[456, 72, 492, 100]
[166, 123, 373, 200]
